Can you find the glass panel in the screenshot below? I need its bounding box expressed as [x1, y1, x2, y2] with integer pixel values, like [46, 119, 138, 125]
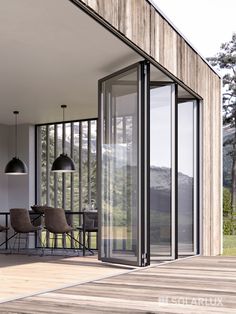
[90, 120, 97, 209]
[37, 119, 97, 212]
[37, 119, 97, 250]
[82, 121, 89, 209]
[49, 125, 55, 206]
[57, 124, 63, 208]
[64, 122, 71, 210]
[150, 85, 173, 257]
[178, 101, 197, 254]
[39, 126, 47, 205]
[100, 66, 140, 264]
[73, 122, 80, 211]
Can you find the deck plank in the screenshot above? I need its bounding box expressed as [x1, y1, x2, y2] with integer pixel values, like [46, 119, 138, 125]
[0, 254, 130, 303]
[1, 256, 236, 313]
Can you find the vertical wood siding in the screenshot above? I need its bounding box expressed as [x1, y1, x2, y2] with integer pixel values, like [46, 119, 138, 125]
[79, 0, 222, 255]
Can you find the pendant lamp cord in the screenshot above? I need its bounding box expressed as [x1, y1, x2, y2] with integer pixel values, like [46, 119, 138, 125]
[13, 111, 19, 158]
[61, 105, 66, 155]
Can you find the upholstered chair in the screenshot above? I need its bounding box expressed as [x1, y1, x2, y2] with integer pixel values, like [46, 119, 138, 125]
[10, 208, 41, 233]
[44, 208, 92, 255]
[10, 208, 42, 252]
[0, 224, 9, 232]
[77, 211, 98, 256]
[0, 224, 9, 250]
[44, 207, 74, 234]
[44, 207, 75, 254]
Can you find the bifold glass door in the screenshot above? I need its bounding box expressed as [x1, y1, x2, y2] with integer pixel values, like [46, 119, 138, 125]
[98, 62, 199, 266]
[150, 85, 199, 260]
[98, 62, 149, 266]
[150, 84, 177, 260]
[178, 100, 199, 256]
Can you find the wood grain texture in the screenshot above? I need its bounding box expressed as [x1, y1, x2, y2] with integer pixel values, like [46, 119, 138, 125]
[78, 0, 222, 256]
[1, 256, 235, 313]
[0, 254, 129, 304]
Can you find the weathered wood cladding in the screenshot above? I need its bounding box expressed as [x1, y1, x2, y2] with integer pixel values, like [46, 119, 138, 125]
[79, 0, 222, 255]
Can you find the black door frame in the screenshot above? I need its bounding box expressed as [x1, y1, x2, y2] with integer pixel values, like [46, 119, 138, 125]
[149, 83, 200, 260]
[97, 61, 150, 267]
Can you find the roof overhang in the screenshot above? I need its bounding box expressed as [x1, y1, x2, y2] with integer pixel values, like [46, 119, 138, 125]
[0, 0, 142, 125]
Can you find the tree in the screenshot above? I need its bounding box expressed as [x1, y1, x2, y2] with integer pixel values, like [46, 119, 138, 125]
[207, 33, 236, 232]
[223, 188, 233, 234]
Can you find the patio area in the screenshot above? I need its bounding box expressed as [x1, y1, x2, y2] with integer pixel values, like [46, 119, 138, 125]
[0, 254, 132, 304]
[0, 256, 236, 313]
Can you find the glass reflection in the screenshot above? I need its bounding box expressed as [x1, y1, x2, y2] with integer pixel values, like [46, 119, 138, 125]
[101, 66, 139, 263]
[178, 101, 196, 254]
[150, 85, 172, 257]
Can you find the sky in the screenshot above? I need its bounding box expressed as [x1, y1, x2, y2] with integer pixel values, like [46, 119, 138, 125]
[152, 0, 236, 58]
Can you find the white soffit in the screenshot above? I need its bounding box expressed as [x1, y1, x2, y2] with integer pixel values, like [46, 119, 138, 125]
[0, 0, 143, 125]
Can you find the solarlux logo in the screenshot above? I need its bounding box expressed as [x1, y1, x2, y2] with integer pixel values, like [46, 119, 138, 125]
[157, 296, 223, 307]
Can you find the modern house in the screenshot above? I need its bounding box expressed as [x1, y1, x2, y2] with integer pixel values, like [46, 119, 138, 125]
[0, 0, 221, 267]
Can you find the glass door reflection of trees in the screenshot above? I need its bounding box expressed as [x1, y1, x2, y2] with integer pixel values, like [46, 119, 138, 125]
[102, 114, 137, 260]
[150, 85, 175, 258]
[36, 120, 97, 211]
[178, 100, 198, 255]
[150, 84, 199, 259]
[99, 63, 146, 266]
[36, 120, 97, 249]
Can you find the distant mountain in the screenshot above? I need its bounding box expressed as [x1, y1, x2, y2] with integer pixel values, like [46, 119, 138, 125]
[150, 166, 193, 216]
[56, 136, 96, 160]
[150, 166, 194, 243]
[150, 166, 193, 191]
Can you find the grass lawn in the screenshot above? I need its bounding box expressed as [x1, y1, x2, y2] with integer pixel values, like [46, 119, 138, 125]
[41, 231, 97, 249]
[223, 235, 236, 256]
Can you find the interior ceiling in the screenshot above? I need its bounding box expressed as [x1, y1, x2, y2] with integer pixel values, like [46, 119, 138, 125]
[0, 0, 191, 125]
[0, 0, 143, 125]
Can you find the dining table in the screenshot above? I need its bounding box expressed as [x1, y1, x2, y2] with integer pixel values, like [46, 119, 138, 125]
[0, 210, 97, 255]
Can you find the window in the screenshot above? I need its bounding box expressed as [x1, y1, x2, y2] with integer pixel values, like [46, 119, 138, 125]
[178, 100, 198, 255]
[149, 83, 199, 259]
[100, 66, 140, 263]
[36, 119, 97, 211]
[150, 85, 174, 258]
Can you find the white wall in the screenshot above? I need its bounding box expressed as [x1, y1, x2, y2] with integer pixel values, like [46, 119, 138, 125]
[0, 123, 35, 212]
[0, 125, 9, 230]
[7, 124, 35, 209]
[0, 124, 35, 245]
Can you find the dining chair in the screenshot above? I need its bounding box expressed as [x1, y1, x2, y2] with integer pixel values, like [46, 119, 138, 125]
[44, 207, 75, 253]
[0, 224, 9, 232]
[10, 208, 42, 253]
[44, 207, 91, 255]
[77, 211, 98, 256]
[0, 224, 9, 250]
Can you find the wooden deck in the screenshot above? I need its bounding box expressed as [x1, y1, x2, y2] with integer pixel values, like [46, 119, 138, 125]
[1, 256, 236, 313]
[0, 254, 131, 304]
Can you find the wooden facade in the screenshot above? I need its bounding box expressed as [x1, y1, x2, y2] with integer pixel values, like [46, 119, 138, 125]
[77, 0, 222, 255]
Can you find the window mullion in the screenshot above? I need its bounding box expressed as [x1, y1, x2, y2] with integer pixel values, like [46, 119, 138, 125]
[88, 121, 91, 207]
[71, 122, 74, 211]
[54, 124, 58, 208]
[46, 125, 50, 206]
[79, 122, 82, 211]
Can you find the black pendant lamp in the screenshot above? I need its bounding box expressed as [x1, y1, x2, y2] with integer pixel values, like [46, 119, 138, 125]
[51, 105, 75, 173]
[5, 111, 28, 175]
